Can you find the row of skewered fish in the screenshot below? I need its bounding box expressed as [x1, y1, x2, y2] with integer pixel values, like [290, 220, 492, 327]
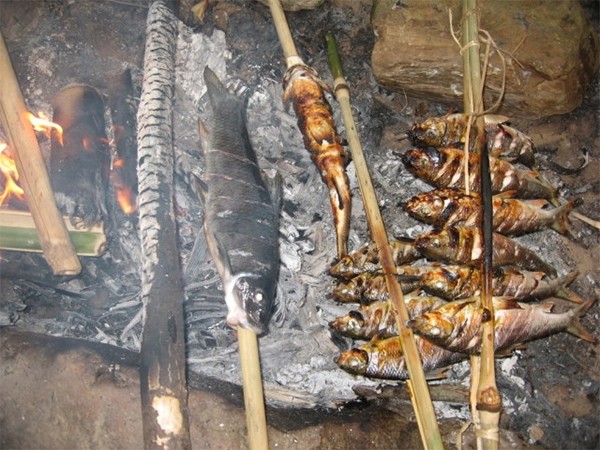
[329, 114, 596, 380]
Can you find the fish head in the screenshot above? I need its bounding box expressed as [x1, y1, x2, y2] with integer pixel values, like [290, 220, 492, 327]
[401, 147, 444, 179]
[335, 348, 369, 376]
[329, 310, 366, 338]
[405, 193, 446, 224]
[329, 255, 358, 278]
[408, 118, 447, 147]
[408, 311, 454, 343]
[226, 275, 274, 335]
[415, 229, 451, 260]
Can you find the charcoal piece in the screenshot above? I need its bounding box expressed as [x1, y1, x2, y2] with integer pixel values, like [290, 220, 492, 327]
[50, 84, 110, 227]
[108, 69, 138, 217]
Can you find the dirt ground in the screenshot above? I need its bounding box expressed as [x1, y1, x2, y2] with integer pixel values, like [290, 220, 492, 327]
[0, 1, 599, 449]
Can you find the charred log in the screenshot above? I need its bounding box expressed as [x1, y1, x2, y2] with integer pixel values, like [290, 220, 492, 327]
[50, 84, 110, 228]
[137, 1, 191, 449]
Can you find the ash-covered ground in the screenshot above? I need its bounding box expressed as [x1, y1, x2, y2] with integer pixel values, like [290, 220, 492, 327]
[0, 1, 599, 449]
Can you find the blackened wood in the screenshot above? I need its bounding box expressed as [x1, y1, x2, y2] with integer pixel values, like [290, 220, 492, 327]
[108, 69, 139, 217]
[50, 84, 110, 227]
[137, 2, 191, 449]
[0, 33, 81, 275]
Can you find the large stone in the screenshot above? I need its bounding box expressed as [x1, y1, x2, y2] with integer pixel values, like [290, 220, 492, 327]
[371, 0, 599, 119]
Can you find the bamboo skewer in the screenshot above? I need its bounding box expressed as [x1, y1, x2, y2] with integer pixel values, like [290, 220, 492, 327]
[267, 0, 304, 69]
[461, 1, 501, 448]
[238, 326, 269, 450]
[0, 33, 81, 276]
[325, 33, 443, 450]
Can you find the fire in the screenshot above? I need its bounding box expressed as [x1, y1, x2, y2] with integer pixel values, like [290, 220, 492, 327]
[112, 157, 138, 215]
[26, 111, 64, 146]
[0, 146, 25, 207]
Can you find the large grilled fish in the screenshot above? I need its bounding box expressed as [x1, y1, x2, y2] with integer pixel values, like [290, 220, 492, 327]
[201, 67, 279, 334]
[408, 297, 596, 354]
[414, 225, 558, 276]
[335, 334, 465, 380]
[408, 113, 536, 166]
[405, 188, 576, 236]
[329, 293, 447, 340]
[401, 146, 557, 200]
[329, 238, 422, 279]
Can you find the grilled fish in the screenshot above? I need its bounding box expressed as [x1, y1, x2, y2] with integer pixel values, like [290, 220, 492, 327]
[401, 147, 557, 200]
[283, 64, 351, 258]
[331, 266, 426, 303]
[329, 293, 447, 340]
[408, 113, 535, 166]
[414, 226, 557, 276]
[409, 297, 596, 354]
[329, 238, 422, 279]
[201, 67, 279, 334]
[335, 334, 465, 380]
[421, 265, 582, 303]
[405, 188, 576, 236]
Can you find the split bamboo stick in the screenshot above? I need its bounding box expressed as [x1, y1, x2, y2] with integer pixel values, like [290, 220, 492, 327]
[0, 209, 106, 256]
[0, 33, 81, 275]
[325, 33, 443, 450]
[461, 1, 501, 448]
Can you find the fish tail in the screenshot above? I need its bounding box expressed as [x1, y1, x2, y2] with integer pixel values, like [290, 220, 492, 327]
[554, 271, 583, 304]
[566, 299, 597, 344]
[550, 198, 580, 236]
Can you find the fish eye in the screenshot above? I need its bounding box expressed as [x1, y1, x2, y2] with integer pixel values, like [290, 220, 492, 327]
[421, 206, 432, 216]
[429, 327, 441, 336]
[425, 130, 437, 139]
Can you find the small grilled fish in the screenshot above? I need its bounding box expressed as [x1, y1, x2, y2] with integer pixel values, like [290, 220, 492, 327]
[335, 334, 465, 380]
[420, 265, 581, 303]
[329, 238, 422, 279]
[408, 113, 535, 166]
[283, 64, 351, 258]
[330, 265, 426, 303]
[414, 226, 557, 276]
[329, 293, 447, 340]
[409, 297, 596, 354]
[401, 147, 557, 200]
[201, 67, 279, 334]
[405, 188, 576, 236]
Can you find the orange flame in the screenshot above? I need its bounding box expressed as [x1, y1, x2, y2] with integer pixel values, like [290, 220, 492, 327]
[26, 111, 63, 146]
[0, 147, 25, 207]
[112, 157, 138, 215]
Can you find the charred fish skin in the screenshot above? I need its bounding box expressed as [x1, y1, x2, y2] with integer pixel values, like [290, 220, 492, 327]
[401, 147, 557, 200]
[414, 226, 558, 276]
[202, 67, 279, 335]
[335, 335, 465, 380]
[409, 297, 597, 354]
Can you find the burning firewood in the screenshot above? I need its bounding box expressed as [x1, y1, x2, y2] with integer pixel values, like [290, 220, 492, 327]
[50, 84, 110, 228]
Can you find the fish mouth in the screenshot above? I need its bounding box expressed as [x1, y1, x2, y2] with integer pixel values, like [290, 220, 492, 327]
[227, 309, 266, 335]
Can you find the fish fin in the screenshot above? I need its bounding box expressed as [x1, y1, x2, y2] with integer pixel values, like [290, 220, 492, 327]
[262, 170, 282, 210]
[493, 190, 518, 200]
[197, 118, 210, 156]
[566, 299, 597, 344]
[558, 286, 585, 304]
[424, 369, 449, 381]
[492, 297, 522, 310]
[550, 198, 577, 236]
[487, 114, 511, 125]
[522, 199, 549, 208]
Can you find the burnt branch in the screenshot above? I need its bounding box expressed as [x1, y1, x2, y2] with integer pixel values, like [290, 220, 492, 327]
[137, 1, 191, 449]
